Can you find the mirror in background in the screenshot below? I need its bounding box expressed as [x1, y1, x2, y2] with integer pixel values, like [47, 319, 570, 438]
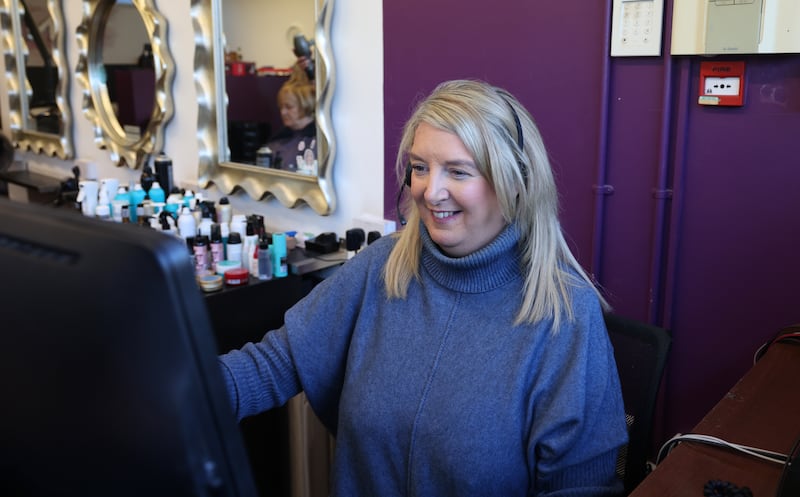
[672, 0, 800, 55]
[0, 0, 73, 159]
[193, 0, 337, 215]
[76, 0, 174, 169]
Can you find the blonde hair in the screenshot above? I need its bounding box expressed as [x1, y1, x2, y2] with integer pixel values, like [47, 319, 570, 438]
[383, 79, 608, 328]
[278, 80, 316, 119]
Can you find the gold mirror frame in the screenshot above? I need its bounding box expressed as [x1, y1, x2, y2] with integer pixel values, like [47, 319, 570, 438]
[1, 0, 73, 159]
[75, 0, 174, 169]
[192, 0, 336, 215]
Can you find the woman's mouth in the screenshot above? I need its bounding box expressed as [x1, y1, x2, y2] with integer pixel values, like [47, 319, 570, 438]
[432, 210, 458, 220]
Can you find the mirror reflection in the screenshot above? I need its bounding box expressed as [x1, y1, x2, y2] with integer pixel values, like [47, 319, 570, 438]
[100, 1, 155, 140]
[76, 0, 174, 169]
[1, 0, 73, 158]
[194, 0, 336, 215]
[221, 0, 317, 175]
[21, 0, 58, 133]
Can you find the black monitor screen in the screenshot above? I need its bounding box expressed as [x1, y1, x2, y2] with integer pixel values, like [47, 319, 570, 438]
[0, 198, 258, 497]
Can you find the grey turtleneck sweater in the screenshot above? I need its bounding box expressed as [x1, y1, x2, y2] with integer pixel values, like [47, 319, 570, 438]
[219, 224, 627, 496]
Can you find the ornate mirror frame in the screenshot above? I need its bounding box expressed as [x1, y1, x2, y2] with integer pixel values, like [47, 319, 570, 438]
[192, 0, 336, 215]
[1, 0, 73, 159]
[75, 0, 174, 169]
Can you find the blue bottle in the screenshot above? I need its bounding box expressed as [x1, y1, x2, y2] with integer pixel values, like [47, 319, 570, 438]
[112, 187, 130, 222]
[271, 232, 288, 278]
[130, 184, 146, 223]
[148, 181, 166, 203]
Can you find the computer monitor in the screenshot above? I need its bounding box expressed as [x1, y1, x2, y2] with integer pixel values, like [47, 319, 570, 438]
[0, 198, 258, 497]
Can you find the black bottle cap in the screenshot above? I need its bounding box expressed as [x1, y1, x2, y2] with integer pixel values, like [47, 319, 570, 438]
[219, 197, 230, 205]
[228, 232, 242, 244]
[210, 223, 221, 242]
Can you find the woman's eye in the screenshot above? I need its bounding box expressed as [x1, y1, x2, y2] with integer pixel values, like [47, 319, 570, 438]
[411, 163, 426, 173]
[449, 169, 469, 178]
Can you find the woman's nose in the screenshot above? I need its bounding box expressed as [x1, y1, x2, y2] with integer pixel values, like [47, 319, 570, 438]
[423, 171, 449, 203]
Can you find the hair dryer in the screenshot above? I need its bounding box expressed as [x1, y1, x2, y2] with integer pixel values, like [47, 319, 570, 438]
[293, 34, 315, 81]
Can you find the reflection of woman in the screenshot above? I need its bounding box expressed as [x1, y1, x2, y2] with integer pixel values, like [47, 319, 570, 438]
[265, 67, 317, 174]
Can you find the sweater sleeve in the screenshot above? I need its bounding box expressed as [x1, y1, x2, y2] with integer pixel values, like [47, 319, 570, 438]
[529, 290, 628, 496]
[218, 329, 302, 421]
[217, 236, 393, 426]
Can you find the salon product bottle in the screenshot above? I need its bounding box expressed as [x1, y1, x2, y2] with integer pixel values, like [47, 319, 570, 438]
[159, 211, 177, 236]
[138, 43, 154, 69]
[254, 214, 265, 237]
[220, 222, 230, 259]
[257, 237, 273, 280]
[218, 197, 232, 226]
[231, 215, 247, 244]
[140, 165, 156, 195]
[226, 232, 242, 267]
[194, 235, 211, 275]
[154, 154, 174, 196]
[243, 220, 259, 270]
[249, 240, 260, 278]
[209, 224, 224, 273]
[198, 211, 213, 238]
[148, 181, 165, 203]
[114, 186, 129, 202]
[178, 206, 197, 240]
[95, 204, 111, 221]
[271, 232, 288, 278]
[96, 186, 110, 218]
[130, 184, 146, 223]
[183, 190, 195, 209]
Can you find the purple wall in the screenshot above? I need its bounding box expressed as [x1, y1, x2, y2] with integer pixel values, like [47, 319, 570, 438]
[383, 0, 800, 449]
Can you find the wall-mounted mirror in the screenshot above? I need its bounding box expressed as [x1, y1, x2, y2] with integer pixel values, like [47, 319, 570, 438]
[193, 0, 336, 215]
[75, 0, 174, 169]
[1, 0, 73, 159]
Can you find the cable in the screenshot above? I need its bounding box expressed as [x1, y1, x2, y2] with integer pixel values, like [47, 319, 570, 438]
[657, 433, 788, 466]
[754, 330, 800, 364]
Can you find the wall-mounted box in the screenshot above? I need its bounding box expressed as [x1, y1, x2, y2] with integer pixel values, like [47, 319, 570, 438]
[698, 61, 746, 106]
[611, 0, 665, 57]
[671, 0, 800, 55]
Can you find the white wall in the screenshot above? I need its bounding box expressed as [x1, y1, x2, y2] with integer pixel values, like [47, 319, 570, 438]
[2, 0, 384, 238]
[223, 0, 316, 69]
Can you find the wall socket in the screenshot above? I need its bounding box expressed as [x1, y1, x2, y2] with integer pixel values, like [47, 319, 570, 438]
[352, 214, 396, 237]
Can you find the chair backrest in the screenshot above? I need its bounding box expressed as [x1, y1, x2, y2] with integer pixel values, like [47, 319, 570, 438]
[604, 313, 672, 495]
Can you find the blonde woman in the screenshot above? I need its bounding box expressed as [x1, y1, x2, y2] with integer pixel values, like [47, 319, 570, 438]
[220, 79, 627, 496]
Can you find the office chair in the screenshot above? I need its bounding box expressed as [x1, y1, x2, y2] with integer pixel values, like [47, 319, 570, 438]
[604, 313, 672, 495]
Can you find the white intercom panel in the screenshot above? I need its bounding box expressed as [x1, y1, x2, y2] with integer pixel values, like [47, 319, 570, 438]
[610, 0, 665, 57]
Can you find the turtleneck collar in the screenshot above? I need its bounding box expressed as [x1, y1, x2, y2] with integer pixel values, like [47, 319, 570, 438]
[419, 223, 523, 294]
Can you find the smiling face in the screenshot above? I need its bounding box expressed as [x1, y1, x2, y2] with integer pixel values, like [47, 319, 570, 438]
[408, 123, 507, 257]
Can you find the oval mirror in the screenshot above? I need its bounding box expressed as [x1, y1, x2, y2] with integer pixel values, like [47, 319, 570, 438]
[193, 0, 336, 215]
[75, 0, 174, 169]
[1, 0, 73, 159]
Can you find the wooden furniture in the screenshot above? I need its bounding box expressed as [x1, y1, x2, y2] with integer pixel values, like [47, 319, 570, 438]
[629, 341, 800, 496]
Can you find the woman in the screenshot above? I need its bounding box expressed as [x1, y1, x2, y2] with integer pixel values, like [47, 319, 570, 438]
[219, 79, 628, 496]
[265, 78, 317, 174]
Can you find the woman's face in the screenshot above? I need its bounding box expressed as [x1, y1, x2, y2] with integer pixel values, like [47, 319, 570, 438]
[278, 93, 311, 130]
[408, 123, 506, 257]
